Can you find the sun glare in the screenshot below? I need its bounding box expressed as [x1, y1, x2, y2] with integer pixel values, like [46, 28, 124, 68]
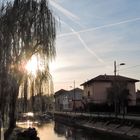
[26, 56, 37, 76]
[25, 55, 44, 76]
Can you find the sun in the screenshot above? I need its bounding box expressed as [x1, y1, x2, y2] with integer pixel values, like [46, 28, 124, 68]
[25, 55, 45, 76]
[25, 55, 38, 76]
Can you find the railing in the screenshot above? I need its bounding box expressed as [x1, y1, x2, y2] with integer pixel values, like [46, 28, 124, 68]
[54, 111, 140, 122]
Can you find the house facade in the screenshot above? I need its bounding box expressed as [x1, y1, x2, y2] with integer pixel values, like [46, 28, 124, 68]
[54, 88, 84, 111]
[81, 75, 139, 106]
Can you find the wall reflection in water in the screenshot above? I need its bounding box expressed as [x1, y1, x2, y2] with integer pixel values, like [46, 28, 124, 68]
[54, 122, 84, 140]
[54, 122, 109, 140]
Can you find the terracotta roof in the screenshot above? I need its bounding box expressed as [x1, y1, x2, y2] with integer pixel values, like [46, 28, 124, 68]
[54, 88, 83, 97]
[69, 88, 83, 93]
[54, 89, 68, 97]
[81, 75, 139, 86]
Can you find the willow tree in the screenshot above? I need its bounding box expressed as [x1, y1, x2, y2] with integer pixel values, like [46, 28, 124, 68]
[0, 0, 56, 139]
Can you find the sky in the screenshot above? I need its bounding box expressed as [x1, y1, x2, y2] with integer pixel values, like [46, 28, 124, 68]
[0, 0, 140, 91]
[49, 0, 140, 92]
[1, 0, 139, 92]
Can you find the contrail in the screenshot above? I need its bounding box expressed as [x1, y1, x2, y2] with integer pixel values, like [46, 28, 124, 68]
[60, 20, 105, 64]
[50, 1, 105, 64]
[50, 0, 79, 21]
[71, 28, 104, 63]
[50, 1, 85, 29]
[58, 17, 140, 38]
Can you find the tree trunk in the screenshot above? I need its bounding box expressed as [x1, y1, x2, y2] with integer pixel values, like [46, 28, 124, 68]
[4, 86, 19, 140]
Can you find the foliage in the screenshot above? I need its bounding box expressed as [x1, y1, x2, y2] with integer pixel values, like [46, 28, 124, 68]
[107, 81, 130, 113]
[0, 0, 56, 139]
[18, 94, 54, 113]
[16, 127, 39, 140]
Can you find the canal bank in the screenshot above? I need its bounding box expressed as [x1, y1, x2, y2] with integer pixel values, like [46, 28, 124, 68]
[54, 112, 140, 140]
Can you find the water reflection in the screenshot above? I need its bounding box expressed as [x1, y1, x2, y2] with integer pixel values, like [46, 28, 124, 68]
[54, 122, 97, 140]
[17, 120, 129, 140]
[37, 122, 65, 140]
[37, 121, 128, 140]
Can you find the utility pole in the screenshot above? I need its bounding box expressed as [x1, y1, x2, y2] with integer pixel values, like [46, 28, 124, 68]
[114, 61, 125, 117]
[73, 80, 75, 112]
[114, 61, 117, 76]
[114, 61, 117, 117]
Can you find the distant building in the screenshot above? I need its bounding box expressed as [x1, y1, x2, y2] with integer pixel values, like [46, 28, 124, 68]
[81, 75, 139, 105]
[54, 88, 84, 111]
[54, 89, 68, 111]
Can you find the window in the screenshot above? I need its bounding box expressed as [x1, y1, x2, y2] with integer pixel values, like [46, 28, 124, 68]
[88, 91, 90, 97]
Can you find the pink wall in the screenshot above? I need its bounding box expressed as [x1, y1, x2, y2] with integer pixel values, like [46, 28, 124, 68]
[84, 82, 136, 105]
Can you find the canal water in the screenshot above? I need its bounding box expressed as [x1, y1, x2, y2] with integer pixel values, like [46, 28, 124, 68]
[36, 121, 127, 140]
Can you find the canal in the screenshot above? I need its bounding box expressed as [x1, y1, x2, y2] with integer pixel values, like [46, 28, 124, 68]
[36, 121, 129, 140]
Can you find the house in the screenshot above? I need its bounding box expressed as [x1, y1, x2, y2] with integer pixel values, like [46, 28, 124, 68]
[68, 88, 84, 111]
[54, 88, 84, 111]
[81, 75, 139, 106]
[54, 89, 68, 111]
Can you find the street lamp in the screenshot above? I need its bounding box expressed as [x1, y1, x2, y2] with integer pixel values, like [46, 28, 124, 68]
[114, 61, 125, 76]
[114, 61, 125, 117]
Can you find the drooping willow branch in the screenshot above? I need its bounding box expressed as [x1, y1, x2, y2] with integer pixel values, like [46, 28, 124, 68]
[0, 0, 56, 139]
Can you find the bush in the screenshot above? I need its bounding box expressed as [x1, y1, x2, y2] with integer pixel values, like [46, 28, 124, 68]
[87, 103, 114, 113]
[17, 128, 40, 140]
